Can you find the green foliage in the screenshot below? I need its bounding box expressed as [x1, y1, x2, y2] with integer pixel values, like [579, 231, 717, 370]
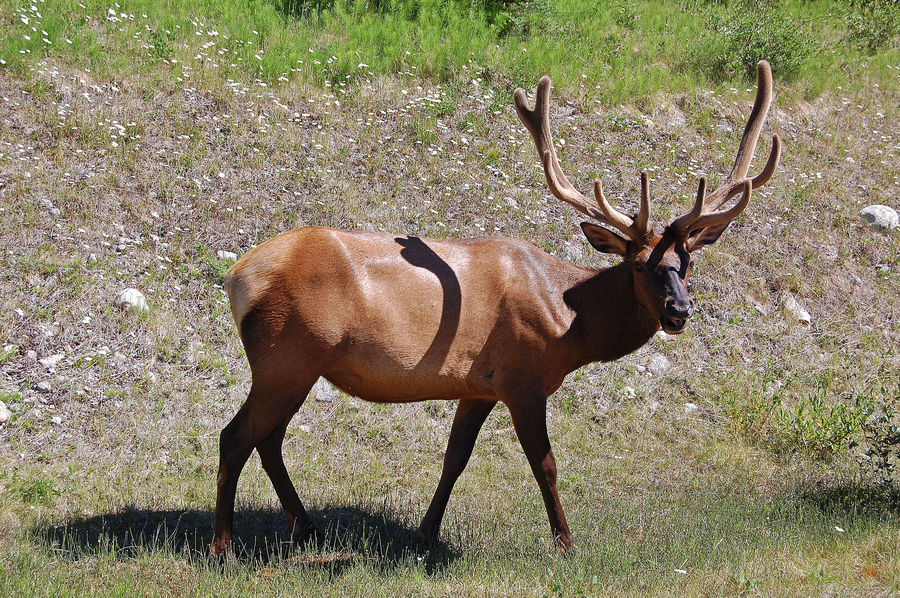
[845, 0, 900, 53]
[777, 391, 870, 458]
[859, 391, 900, 486]
[2, 468, 61, 507]
[694, 0, 815, 82]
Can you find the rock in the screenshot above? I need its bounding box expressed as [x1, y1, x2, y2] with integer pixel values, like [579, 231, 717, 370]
[34, 381, 52, 393]
[114, 288, 148, 312]
[648, 354, 671, 376]
[621, 386, 636, 400]
[859, 205, 899, 233]
[312, 378, 339, 403]
[39, 354, 65, 369]
[783, 294, 811, 325]
[564, 241, 583, 262]
[216, 250, 238, 261]
[0, 401, 10, 424]
[684, 402, 698, 414]
[50, 415, 62, 425]
[655, 330, 675, 342]
[25, 350, 37, 361]
[49, 207, 61, 217]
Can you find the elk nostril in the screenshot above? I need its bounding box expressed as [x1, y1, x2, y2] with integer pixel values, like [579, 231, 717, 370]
[665, 298, 692, 318]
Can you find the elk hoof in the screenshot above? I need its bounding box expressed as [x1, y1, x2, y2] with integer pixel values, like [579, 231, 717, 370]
[556, 534, 576, 556]
[291, 523, 323, 548]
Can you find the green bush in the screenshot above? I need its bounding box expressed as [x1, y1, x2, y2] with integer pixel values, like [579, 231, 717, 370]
[845, 0, 900, 54]
[694, 0, 814, 82]
[859, 392, 900, 486]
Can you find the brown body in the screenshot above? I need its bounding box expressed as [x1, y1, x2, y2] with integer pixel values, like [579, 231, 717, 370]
[229, 227, 658, 404]
[211, 61, 781, 556]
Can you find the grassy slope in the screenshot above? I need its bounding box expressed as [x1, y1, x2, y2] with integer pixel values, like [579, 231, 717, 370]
[0, 0, 899, 596]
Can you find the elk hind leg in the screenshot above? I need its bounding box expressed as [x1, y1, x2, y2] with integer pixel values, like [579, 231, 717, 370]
[210, 379, 313, 558]
[256, 412, 319, 545]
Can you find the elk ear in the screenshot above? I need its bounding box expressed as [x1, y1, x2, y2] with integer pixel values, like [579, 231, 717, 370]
[685, 221, 730, 252]
[580, 222, 628, 256]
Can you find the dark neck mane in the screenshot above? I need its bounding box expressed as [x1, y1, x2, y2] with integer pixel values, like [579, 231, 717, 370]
[561, 262, 660, 368]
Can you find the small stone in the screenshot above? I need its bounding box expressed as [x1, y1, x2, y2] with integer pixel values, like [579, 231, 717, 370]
[298, 424, 311, 433]
[14, 308, 25, 318]
[216, 250, 238, 261]
[648, 354, 671, 376]
[25, 350, 38, 361]
[684, 402, 698, 414]
[655, 330, 675, 342]
[114, 288, 148, 312]
[88, 253, 98, 264]
[112, 351, 127, 364]
[39, 354, 65, 368]
[0, 401, 10, 424]
[34, 381, 52, 393]
[859, 205, 899, 233]
[312, 378, 338, 403]
[564, 241, 583, 262]
[783, 293, 811, 325]
[49, 207, 61, 217]
[50, 415, 62, 425]
[39, 198, 53, 208]
[621, 386, 636, 400]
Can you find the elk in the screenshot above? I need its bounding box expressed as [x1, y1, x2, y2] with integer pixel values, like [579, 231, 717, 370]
[211, 61, 781, 557]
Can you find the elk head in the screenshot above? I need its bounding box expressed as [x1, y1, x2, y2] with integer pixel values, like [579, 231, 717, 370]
[514, 61, 781, 334]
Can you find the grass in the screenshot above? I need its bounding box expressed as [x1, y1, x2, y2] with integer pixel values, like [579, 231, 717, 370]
[0, 0, 899, 596]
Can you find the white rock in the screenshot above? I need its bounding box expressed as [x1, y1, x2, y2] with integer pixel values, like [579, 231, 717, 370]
[25, 350, 37, 361]
[34, 381, 52, 393]
[312, 378, 339, 403]
[859, 205, 899, 233]
[49, 207, 61, 217]
[114, 288, 148, 312]
[39, 354, 65, 368]
[655, 330, 675, 342]
[50, 415, 62, 425]
[563, 241, 583, 262]
[684, 402, 698, 414]
[216, 250, 238, 261]
[0, 401, 10, 424]
[783, 294, 811, 325]
[298, 424, 311, 433]
[648, 354, 671, 376]
[621, 386, 636, 399]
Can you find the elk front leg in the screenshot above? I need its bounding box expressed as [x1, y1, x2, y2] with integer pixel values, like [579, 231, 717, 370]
[418, 399, 497, 541]
[507, 396, 574, 553]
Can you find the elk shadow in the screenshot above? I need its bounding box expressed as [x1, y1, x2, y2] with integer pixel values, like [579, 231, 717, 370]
[795, 478, 900, 520]
[395, 236, 462, 373]
[35, 504, 457, 575]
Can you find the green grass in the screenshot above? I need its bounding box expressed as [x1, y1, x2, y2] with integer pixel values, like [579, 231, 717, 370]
[1, 1, 897, 103]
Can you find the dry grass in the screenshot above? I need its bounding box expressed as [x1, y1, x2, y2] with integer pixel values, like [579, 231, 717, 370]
[0, 4, 899, 596]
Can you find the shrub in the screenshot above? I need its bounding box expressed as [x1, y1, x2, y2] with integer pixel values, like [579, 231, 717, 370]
[859, 392, 900, 486]
[694, 0, 814, 82]
[845, 0, 900, 54]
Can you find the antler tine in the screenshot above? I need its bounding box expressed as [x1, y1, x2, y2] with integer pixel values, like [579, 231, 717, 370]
[690, 179, 751, 231]
[515, 77, 640, 239]
[670, 176, 707, 235]
[704, 60, 778, 209]
[635, 171, 651, 235]
[593, 179, 636, 235]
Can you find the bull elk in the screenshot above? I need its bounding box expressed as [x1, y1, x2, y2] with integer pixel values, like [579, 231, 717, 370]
[211, 61, 781, 556]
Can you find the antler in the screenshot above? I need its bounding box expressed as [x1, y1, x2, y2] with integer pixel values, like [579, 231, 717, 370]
[671, 60, 781, 235]
[514, 77, 650, 241]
